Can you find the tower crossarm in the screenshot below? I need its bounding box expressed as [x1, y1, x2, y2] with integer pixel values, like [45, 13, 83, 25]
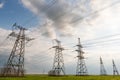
[8, 29, 34, 42]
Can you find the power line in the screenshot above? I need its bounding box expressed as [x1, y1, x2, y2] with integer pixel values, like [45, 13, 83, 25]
[71, 0, 120, 24]
[23, 0, 120, 41]
[83, 37, 120, 46]
[26, 50, 75, 64]
[25, 47, 74, 64]
[27, 55, 52, 64]
[53, 32, 120, 48]
[40, 34, 120, 50]
[82, 33, 120, 44]
[12, 0, 120, 38]
[53, 36, 120, 52]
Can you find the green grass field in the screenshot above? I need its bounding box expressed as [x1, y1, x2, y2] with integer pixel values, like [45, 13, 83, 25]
[0, 75, 120, 80]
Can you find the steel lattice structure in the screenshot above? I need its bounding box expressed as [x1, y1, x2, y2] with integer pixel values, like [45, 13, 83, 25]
[48, 39, 65, 76]
[112, 59, 119, 75]
[2, 24, 26, 77]
[100, 57, 107, 75]
[76, 38, 88, 76]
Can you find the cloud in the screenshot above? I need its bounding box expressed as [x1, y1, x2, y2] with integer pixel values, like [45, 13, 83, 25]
[21, 0, 95, 38]
[19, 0, 120, 74]
[0, 2, 4, 9]
[1, 0, 120, 75]
[20, 0, 120, 40]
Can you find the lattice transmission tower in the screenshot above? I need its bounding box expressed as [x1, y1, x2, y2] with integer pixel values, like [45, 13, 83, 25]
[48, 39, 65, 76]
[100, 57, 107, 75]
[75, 38, 88, 76]
[1, 23, 33, 77]
[112, 59, 119, 75]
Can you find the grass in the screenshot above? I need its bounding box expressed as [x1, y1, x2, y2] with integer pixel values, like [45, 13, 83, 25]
[0, 75, 120, 80]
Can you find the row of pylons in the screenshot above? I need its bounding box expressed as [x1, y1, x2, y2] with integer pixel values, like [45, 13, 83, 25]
[0, 24, 119, 77]
[48, 38, 119, 76]
[100, 57, 119, 75]
[48, 38, 88, 76]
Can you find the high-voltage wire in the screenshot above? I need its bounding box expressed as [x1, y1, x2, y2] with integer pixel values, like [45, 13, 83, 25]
[20, 0, 120, 38]
[83, 33, 120, 43]
[83, 38, 120, 46]
[71, 0, 120, 24]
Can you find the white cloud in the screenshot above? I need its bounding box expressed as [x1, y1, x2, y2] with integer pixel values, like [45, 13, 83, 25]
[0, 3, 4, 9]
[20, 0, 120, 74]
[1, 0, 120, 75]
[21, 0, 94, 38]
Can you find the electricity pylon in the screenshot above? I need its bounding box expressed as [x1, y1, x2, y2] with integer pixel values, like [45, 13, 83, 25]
[100, 57, 107, 75]
[2, 23, 32, 77]
[75, 38, 88, 76]
[112, 59, 119, 75]
[48, 39, 65, 76]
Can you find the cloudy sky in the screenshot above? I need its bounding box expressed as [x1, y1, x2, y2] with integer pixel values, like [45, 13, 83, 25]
[0, 0, 120, 75]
